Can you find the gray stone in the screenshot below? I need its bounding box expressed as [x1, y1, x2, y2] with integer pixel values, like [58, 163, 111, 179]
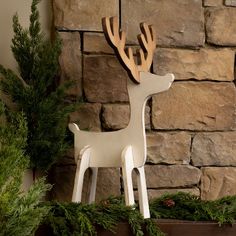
[206, 8, 236, 45]
[201, 167, 236, 200]
[144, 165, 201, 188]
[102, 104, 150, 130]
[192, 132, 236, 166]
[204, 0, 223, 6]
[146, 132, 191, 164]
[154, 48, 234, 81]
[225, 0, 236, 6]
[83, 55, 129, 103]
[53, 0, 119, 31]
[50, 165, 120, 202]
[121, 0, 204, 47]
[84, 33, 114, 54]
[152, 82, 236, 131]
[134, 188, 200, 200]
[69, 103, 102, 131]
[59, 32, 82, 97]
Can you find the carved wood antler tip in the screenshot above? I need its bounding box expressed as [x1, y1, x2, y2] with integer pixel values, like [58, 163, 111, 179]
[102, 16, 156, 84]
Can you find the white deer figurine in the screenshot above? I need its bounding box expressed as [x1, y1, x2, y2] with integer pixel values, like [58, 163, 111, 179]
[69, 16, 174, 218]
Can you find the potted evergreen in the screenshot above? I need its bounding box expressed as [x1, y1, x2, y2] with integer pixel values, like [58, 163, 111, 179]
[0, 100, 51, 236]
[0, 0, 74, 182]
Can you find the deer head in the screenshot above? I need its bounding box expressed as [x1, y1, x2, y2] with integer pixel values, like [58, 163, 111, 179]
[102, 16, 174, 98]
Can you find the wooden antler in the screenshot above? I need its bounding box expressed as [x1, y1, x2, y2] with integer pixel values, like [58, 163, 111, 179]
[102, 16, 156, 83]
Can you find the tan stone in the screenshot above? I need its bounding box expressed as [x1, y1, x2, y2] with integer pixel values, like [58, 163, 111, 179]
[70, 103, 101, 131]
[53, 0, 119, 31]
[152, 82, 236, 131]
[50, 165, 120, 202]
[201, 167, 236, 200]
[192, 132, 236, 166]
[146, 132, 191, 164]
[225, 0, 236, 6]
[134, 188, 200, 200]
[204, 0, 223, 6]
[59, 32, 82, 97]
[84, 33, 114, 54]
[102, 104, 150, 130]
[83, 55, 129, 103]
[121, 0, 204, 47]
[154, 48, 234, 81]
[144, 165, 201, 188]
[206, 8, 236, 45]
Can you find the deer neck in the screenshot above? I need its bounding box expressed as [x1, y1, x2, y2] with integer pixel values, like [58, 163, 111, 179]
[126, 82, 148, 134]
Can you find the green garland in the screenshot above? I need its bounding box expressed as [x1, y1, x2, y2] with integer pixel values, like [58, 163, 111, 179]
[150, 192, 236, 225]
[43, 196, 164, 236]
[41, 192, 236, 236]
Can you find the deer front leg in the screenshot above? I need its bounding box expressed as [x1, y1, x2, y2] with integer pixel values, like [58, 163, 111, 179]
[88, 167, 98, 203]
[121, 145, 135, 207]
[72, 146, 91, 202]
[136, 166, 150, 219]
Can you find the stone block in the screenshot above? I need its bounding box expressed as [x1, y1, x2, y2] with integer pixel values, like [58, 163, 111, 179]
[83, 55, 129, 103]
[84, 33, 114, 54]
[206, 7, 236, 45]
[50, 165, 121, 202]
[102, 104, 150, 130]
[152, 82, 236, 131]
[204, 0, 223, 6]
[192, 132, 236, 166]
[154, 48, 234, 81]
[69, 103, 102, 131]
[144, 165, 201, 188]
[146, 132, 191, 164]
[59, 32, 82, 97]
[225, 0, 236, 6]
[53, 0, 119, 31]
[134, 188, 200, 200]
[201, 167, 236, 200]
[121, 0, 204, 47]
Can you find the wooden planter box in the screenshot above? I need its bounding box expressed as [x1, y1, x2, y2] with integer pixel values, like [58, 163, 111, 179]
[36, 219, 236, 236]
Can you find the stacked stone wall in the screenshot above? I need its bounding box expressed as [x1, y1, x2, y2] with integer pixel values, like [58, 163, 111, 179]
[51, 0, 236, 202]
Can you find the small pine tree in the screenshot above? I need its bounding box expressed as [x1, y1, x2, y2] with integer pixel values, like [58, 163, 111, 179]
[0, 101, 51, 236]
[0, 0, 74, 171]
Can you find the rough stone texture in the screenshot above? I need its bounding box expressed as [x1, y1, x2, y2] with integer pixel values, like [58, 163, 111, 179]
[50, 165, 120, 202]
[146, 132, 191, 164]
[121, 0, 204, 47]
[59, 32, 82, 97]
[69, 103, 102, 131]
[53, 0, 119, 31]
[225, 0, 236, 6]
[144, 165, 201, 188]
[206, 8, 236, 45]
[102, 104, 150, 130]
[192, 132, 236, 166]
[152, 82, 236, 131]
[201, 167, 236, 200]
[204, 0, 223, 6]
[134, 188, 200, 200]
[84, 33, 114, 54]
[154, 48, 234, 81]
[84, 55, 129, 103]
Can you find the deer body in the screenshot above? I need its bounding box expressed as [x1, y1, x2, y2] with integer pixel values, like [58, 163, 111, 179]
[69, 17, 174, 218]
[69, 72, 174, 168]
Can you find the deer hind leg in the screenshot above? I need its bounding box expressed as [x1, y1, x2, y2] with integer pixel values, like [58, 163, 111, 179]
[121, 146, 135, 207]
[72, 146, 91, 202]
[136, 166, 150, 219]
